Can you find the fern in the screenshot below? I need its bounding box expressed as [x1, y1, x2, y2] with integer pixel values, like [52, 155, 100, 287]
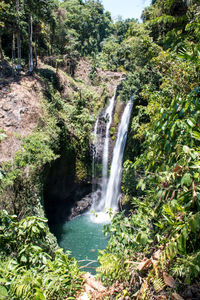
[0, 212, 82, 299]
[171, 251, 200, 284]
[153, 277, 166, 293]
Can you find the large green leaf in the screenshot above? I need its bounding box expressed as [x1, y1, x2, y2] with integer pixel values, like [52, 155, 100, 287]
[0, 285, 8, 298]
[181, 173, 192, 187]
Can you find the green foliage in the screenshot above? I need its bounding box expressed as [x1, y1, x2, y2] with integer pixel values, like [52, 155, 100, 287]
[104, 211, 154, 257]
[97, 1, 200, 297]
[1, 0, 112, 69]
[171, 251, 200, 284]
[0, 102, 61, 216]
[0, 0, 199, 297]
[96, 21, 160, 72]
[142, 0, 200, 50]
[0, 0, 56, 62]
[122, 160, 138, 196]
[109, 126, 115, 137]
[59, 0, 112, 56]
[97, 252, 129, 285]
[96, 35, 121, 71]
[15, 132, 58, 169]
[89, 63, 101, 85]
[0, 210, 82, 299]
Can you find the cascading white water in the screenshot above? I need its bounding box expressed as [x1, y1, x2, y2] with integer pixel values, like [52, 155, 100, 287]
[102, 95, 115, 195]
[91, 97, 133, 223]
[103, 99, 133, 211]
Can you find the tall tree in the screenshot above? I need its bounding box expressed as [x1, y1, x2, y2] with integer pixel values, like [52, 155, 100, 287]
[28, 14, 33, 72]
[16, 0, 21, 72]
[12, 31, 16, 74]
[0, 0, 13, 60]
[61, 0, 111, 56]
[23, 0, 56, 71]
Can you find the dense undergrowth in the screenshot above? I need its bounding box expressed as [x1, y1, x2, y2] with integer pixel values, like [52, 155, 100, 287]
[0, 0, 200, 299]
[96, 0, 200, 298]
[0, 210, 82, 299]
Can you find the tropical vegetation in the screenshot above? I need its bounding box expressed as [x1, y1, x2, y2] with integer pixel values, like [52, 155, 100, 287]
[0, 0, 200, 298]
[97, 0, 200, 298]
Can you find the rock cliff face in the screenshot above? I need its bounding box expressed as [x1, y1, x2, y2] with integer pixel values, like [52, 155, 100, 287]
[0, 76, 42, 162]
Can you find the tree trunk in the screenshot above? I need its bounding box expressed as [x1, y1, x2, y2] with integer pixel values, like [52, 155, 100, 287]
[12, 31, 16, 75]
[16, 0, 21, 73]
[34, 24, 39, 67]
[34, 38, 38, 68]
[0, 36, 3, 61]
[28, 14, 33, 73]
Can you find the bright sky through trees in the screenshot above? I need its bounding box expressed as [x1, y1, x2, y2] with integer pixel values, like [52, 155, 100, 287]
[101, 0, 151, 20]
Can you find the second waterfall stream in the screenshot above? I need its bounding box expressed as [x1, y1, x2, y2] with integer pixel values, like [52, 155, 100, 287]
[90, 94, 133, 223]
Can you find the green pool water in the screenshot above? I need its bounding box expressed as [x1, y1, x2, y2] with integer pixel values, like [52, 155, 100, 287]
[53, 214, 109, 274]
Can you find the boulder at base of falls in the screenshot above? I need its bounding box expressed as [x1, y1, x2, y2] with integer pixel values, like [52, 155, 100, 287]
[69, 194, 93, 220]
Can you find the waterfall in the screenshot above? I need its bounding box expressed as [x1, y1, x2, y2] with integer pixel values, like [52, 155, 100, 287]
[101, 94, 116, 198]
[103, 99, 133, 211]
[90, 97, 133, 223]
